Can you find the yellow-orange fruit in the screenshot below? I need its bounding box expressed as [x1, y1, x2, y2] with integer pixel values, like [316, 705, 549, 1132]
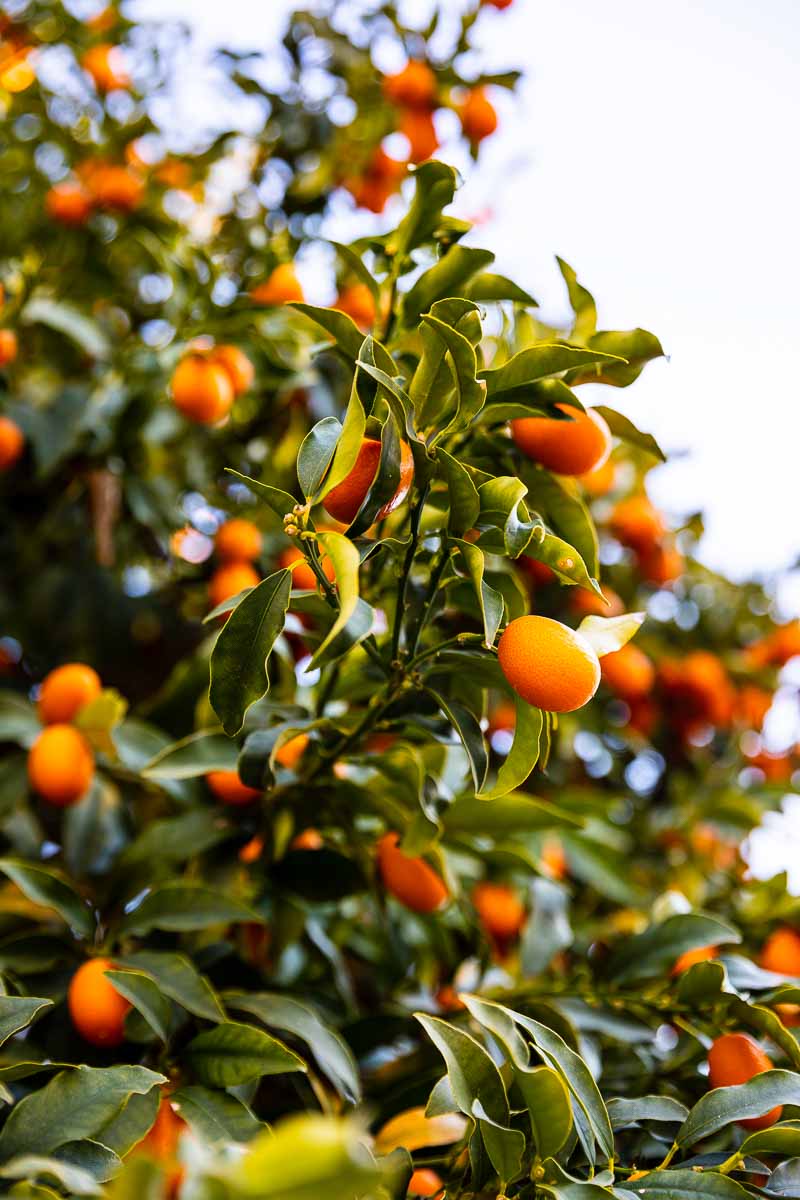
[600, 643, 655, 702]
[291, 827, 323, 851]
[334, 284, 376, 331]
[275, 733, 309, 769]
[67, 957, 131, 1047]
[323, 438, 414, 526]
[707, 1033, 782, 1130]
[761, 927, 800, 976]
[407, 1169, 444, 1198]
[153, 158, 192, 189]
[497, 615, 600, 713]
[472, 881, 525, 943]
[458, 86, 498, 143]
[487, 700, 516, 734]
[609, 495, 665, 553]
[208, 562, 260, 610]
[278, 546, 335, 591]
[580, 458, 616, 496]
[85, 164, 144, 212]
[38, 663, 101, 724]
[541, 836, 568, 880]
[45, 180, 93, 226]
[0, 416, 24, 470]
[81, 43, 129, 92]
[511, 405, 611, 476]
[206, 769, 261, 806]
[0, 330, 18, 367]
[400, 108, 439, 163]
[28, 725, 94, 806]
[249, 263, 304, 305]
[672, 944, 717, 976]
[215, 519, 262, 563]
[377, 832, 447, 914]
[570, 586, 625, 619]
[383, 61, 437, 109]
[211, 344, 254, 395]
[172, 355, 234, 424]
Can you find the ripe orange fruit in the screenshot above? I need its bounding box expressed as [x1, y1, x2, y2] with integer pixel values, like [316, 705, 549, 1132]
[291, 827, 323, 850]
[38, 663, 101, 724]
[735, 685, 773, 730]
[580, 458, 616, 496]
[637, 539, 683, 586]
[208, 562, 260, 609]
[458, 86, 498, 143]
[472, 881, 525, 945]
[238, 835, 264, 864]
[600, 643, 655, 702]
[659, 651, 734, 731]
[153, 158, 192, 189]
[0, 416, 24, 470]
[672, 944, 717, 976]
[215, 519, 262, 563]
[333, 284, 376, 331]
[210, 344, 254, 395]
[407, 1169, 444, 1198]
[487, 699, 516, 734]
[482, 0, 513, 8]
[172, 355, 234, 424]
[0, 330, 18, 367]
[67, 957, 131, 1047]
[745, 749, 792, 782]
[750, 622, 800, 668]
[344, 148, 407, 214]
[28, 725, 94, 806]
[206, 770, 261, 806]
[541, 836, 568, 880]
[761, 927, 800, 976]
[511, 404, 611, 476]
[570, 585, 625, 618]
[249, 263, 304, 305]
[400, 108, 439, 163]
[609, 495, 665, 553]
[497, 615, 601, 712]
[377, 832, 448, 914]
[707, 1034, 782, 1129]
[323, 438, 414, 525]
[131, 1093, 186, 1196]
[81, 43, 129, 92]
[275, 733, 309, 769]
[383, 61, 437, 109]
[85, 164, 144, 212]
[45, 180, 93, 226]
[278, 546, 335, 591]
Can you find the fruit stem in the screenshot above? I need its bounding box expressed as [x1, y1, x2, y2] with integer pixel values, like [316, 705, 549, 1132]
[654, 1143, 678, 1171]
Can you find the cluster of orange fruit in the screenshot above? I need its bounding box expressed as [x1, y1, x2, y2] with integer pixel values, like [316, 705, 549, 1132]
[0, 300, 23, 471]
[45, 159, 145, 225]
[207, 517, 262, 609]
[27, 664, 101, 805]
[0, 20, 36, 93]
[247, 260, 378, 334]
[171, 343, 254, 425]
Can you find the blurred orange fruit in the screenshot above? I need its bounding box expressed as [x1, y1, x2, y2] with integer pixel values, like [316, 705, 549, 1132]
[383, 61, 437, 109]
[377, 832, 448, 914]
[215, 519, 262, 563]
[206, 770, 261, 806]
[458, 86, 498, 143]
[0, 416, 24, 470]
[172, 355, 234, 424]
[28, 725, 94, 806]
[68, 957, 131, 1047]
[38, 663, 101, 724]
[600, 643, 655, 702]
[208, 562, 260, 609]
[250, 263, 304, 305]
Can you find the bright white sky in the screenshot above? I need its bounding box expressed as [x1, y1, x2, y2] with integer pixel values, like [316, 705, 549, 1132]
[131, 0, 800, 590]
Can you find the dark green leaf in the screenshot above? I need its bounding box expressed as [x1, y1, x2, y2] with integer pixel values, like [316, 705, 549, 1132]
[0, 859, 95, 940]
[120, 884, 261, 936]
[185, 1021, 305, 1087]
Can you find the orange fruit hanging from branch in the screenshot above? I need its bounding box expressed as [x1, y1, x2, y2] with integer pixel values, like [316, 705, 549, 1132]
[68, 958, 131, 1047]
[511, 405, 611, 475]
[498, 615, 600, 712]
[28, 725, 94, 806]
[324, 438, 414, 525]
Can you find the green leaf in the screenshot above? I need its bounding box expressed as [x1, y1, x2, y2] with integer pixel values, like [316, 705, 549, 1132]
[330, 241, 380, 304]
[229, 1114, 381, 1200]
[209, 568, 292, 736]
[402, 246, 494, 324]
[120, 884, 262, 936]
[556, 257, 597, 342]
[480, 344, 624, 397]
[297, 417, 342, 500]
[521, 878, 573, 976]
[677, 1070, 800, 1147]
[464, 272, 538, 306]
[566, 329, 664, 388]
[0, 1155, 102, 1196]
[117, 811, 228, 872]
[478, 475, 538, 559]
[443, 792, 582, 835]
[105, 969, 171, 1042]
[525, 529, 600, 592]
[0, 1065, 165, 1161]
[410, 298, 480, 432]
[436, 449, 480, 535]
[591, 406, 665, 461]
[0, 694, 41, 748]
[308, 532, 373, 668]
[94, 1088, 161, 1158]
[388, 161, 459, 260]
[314, 374, 366, 502]
[0, 859, 95, 940]
[142, 731, 238, 780]
[607, 1096, 689, 1129]
[454, 539, 504, 648]
[426, 690, 488, 793]
[185, 1021, 305, 1087]
[225, 471, 299, 520]
[423, 314, 486, 436]
[478, 696, 542, 800]
[738, 1120, 800, 1158]
[119, 950, 224, 1023]
[22, 297, 110, 360]
[624, 1170, 751, 1198]
[172, 1085, 262, 1146]
[472, 1099, 525, 1186]
[578, 613, 645, 658]
[0, 996, 52, 1047]
[523, 466, 599, 579]
[226, 993, 361, 1104]
[606, 913, 741, 983]
[291, 303, 367, 360]
[517, 1066, 573, 1160]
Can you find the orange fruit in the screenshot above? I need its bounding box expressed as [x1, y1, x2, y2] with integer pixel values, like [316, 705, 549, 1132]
[131, 1093, 186, 1197]
[275, 733, 309, 769]
[291, 827, 323, 850]
[210, 344, 254, 395]
[28, 725, 94, 806]
[745, 750, 792, 782]
[570, 585, 625, 618]
[153, 158, 192, 189]
[407, 1169, 444, 1198]
[208, 562, 260, 609]
[206, 770, 261, 806]
[541, 836, 568, 880]
[497, 615, 600, 712]
[0, 416, 24, 470]
[672, 944, 717, 976]
[626, 695, 658, 738]
[600, 643, 655, 702]
[659, 651, 734, 731]
[482, 0, 513, 8]
[81, 43, 129, 92]
[87, 7, 118, 31]
[67, 957, 131, 1047]
[249, 263, 304, 305]
[344, 148, 407, 214]
[757, 622, 800, 667]
[377, 832, 448, 914]
[278, 546, 335, 591]
[333, 284, 376, 331]
[472, 881, 525, 944]
[707, 1034, 782, 1130]
[383, 61, 437, 109]
[520, 557, 556, 586]
[761, 927, 800, 976]
[487, 700, 516, 734]
[511, 404, 611, 476]
[215, 519, 262, 563]
[609, 495, 665, 553]
[238, 835, 264, 864]
[400, 108, 439, 163]
[637, 539, 683, 585]
[0, 330, 18, 367]
[38, 663, 101, 724]
[172, 355, 234, 424]
[86, 164, 144, 212]
[323, 438, 414, 525]
[45, 180, 93, 226]
[735, 685, 772, 730]
[580, 459, 616, 496]
[457, 86, 498, 143]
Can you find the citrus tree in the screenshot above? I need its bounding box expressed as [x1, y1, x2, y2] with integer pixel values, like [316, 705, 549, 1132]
[2, 3, 800, 1200]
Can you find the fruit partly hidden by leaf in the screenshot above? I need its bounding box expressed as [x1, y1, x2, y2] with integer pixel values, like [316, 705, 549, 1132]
[275, 733, 309, 770]
[0, 415, 25, 470]
[400, 109, 440, 163]
[407, 1168, 445, 1198]
[511, 404, 611, 476]
[28, 724, 94, 806]
[323, 438, 414, 526]
[278, 545, 335, 590]
[672, 944, 717, 975]
[38, 663, 102, 724]
[570, 585, 625, 618]
[249, 263, 305, 305]
[172, 354, 235, 424]
[707, 1033, 783, 1130]
[130, 1092, 187, 1197]
[334, 284, 377, 331]
[377, 832, 448, 914]
[67, 957, 132, 1047]
[208, 562, 260, 609]
[498, 615, 601, 712]
[207, 770, 261, 806]
[215, 519, 263, 563]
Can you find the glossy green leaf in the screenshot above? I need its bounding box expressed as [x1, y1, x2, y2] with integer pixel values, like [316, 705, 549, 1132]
[314, 374, 366, 502]
[389, 161, 459, 260]
[105, 969, 171, 1042]
[556, 257, 597, 341]
[0, 996, 52, 1047]
[172, 1085, 262, 1146]
[464, 272, 538, 306]
[426, 690, 488, 792]
[478, 697, 542, 800]
[142, 731, 238, 779]
[677, 1070, 800, 1147]
[297, 416, 342, 500]
[0, 1155, 101, 1196]
[225, 471, 299, 520]
[119, 950, 224, 1023]
[566, 329, 664, 388]
[423, 314, 486, 436]
[185, 1021, 305, 1087]
[415, 1014, 510, 1127]
[607, 1096, 689, 1129]
[454, 539, 504, 648]
[606, 913, 741, 983]
[402, 245, 494, 324]
[592, 406, 666, 461]
[624, 1170, 750, 1198]
[0, 859, 94, 940]
[436, 449, 480, 535]
[480, 344, 624, 397]
[309, 532, 372, 668]
[120, 884, 261, 936]
[443, 792, 582, 835]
